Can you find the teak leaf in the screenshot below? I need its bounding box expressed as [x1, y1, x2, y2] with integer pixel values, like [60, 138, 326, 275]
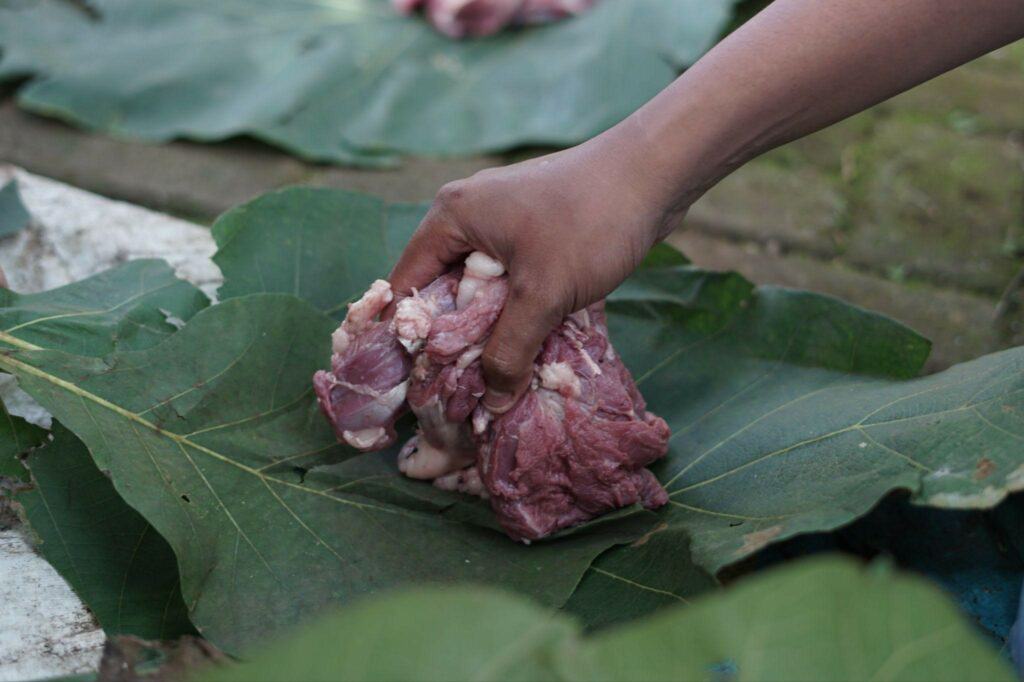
[604, 279, 1024, 573]
[5, 188, 1024, 650]
[0, 260, 208, 638]
[207, 188, 1024, 612]
[212, 188, 422, 318]
[0, 0, 737, 164]
[0, 259, 208, 356]
[198, 558, 1014, 682]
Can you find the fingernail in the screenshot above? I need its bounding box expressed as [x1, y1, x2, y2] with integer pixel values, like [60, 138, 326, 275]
[483, 389, 517, 414]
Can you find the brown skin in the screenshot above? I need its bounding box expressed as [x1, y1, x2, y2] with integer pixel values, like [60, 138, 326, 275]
[390, 0, 1024, 412]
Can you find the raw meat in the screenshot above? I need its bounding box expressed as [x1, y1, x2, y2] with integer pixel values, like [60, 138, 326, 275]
[313, 280, 410, 451]
[314, 252, 670, 541]
[394, 0, 598, 39]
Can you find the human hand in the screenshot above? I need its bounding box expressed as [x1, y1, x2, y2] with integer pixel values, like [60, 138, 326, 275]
[389, 125, 689, 412]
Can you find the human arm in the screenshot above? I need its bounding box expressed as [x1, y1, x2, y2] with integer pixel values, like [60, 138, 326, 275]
[389, 0, 1024, 411]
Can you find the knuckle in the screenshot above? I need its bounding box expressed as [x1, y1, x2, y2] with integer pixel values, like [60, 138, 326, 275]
[412, 208, 458, 247]
[435, 180, 468, 209]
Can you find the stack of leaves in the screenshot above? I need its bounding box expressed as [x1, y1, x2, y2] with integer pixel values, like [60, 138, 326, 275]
[0, 0, 738, 165]
[1, 188, 1021, 679]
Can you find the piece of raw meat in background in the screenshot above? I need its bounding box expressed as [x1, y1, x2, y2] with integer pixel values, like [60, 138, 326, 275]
[314, 252, 670, 541]
[394, 0, 597, 38]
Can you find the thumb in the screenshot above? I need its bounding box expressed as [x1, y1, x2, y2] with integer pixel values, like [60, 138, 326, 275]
[386, 203, 468, 318]
[482, 279, 562, 413]
[390, 203, 470, 297]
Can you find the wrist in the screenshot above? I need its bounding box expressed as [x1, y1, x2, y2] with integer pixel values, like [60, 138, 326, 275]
[601, 97, 749, 241]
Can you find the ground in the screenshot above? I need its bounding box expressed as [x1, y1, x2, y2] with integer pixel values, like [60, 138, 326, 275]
[1, 41, 1020, 372]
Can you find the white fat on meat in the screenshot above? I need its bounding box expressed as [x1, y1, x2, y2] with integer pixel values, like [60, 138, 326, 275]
[395, 294, 436, 353]
[333, 279, 393, 354]
[346, 279, 392, 331]
[456, 252, 505, 309]
[400, 395, 476, 479]
[433, 466, 488, 499]
[472, 406, 491, 436]
[343, 427, 389, 450]
[456, 345, 484, 369]
[331, 327, 352, 355]
[373, 379, 409, 416]
[398, 434, 474, 479]
[538, 361, 581, 398]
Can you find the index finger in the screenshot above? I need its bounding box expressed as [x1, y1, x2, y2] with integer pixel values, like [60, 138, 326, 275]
[384, 203, 469, 318]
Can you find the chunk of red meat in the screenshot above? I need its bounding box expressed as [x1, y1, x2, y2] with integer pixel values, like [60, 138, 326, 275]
[313, 280, 410, 451]
[394, 0, 597, 38]
[479, 306, 670, 540]
[314, 252, 670, 541]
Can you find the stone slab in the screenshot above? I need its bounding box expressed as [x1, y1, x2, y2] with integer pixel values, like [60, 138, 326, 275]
[0, 530, 105, 682]
[0, 165, 220, 297]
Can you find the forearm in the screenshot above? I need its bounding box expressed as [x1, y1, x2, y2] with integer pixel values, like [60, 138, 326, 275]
[614, 0, 1024, 221]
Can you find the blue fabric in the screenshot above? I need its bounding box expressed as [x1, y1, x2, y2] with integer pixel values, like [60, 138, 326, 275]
[747, 493, 1024, 658]
[1011, 579, 1023, 679]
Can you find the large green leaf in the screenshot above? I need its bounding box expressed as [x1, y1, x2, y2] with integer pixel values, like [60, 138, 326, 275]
[0, 259, 208, 637]
[0, 0, 737, 164]
[7, 187, 1024, 653]
[212, 188, 423, 319]
[208, 187, 1024, 606]
[0, 259, 209, 356]
[198, 557, 1014, 682]
[0, 292, 654, 653]
[18, 424, 195, 640]
[604, 285, 1024, 573]
[562, 526, 718, 631]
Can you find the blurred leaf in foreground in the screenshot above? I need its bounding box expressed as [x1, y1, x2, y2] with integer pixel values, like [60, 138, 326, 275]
[198, 557, 1014, 682]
